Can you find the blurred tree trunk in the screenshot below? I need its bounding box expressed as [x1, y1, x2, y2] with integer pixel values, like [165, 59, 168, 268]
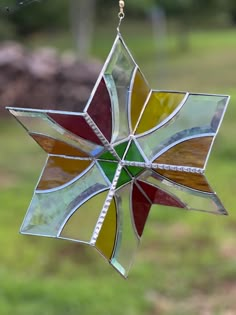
[70, 0, 96, 59]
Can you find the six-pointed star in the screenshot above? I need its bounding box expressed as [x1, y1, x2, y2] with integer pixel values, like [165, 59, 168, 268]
[7, 34, 230, 278]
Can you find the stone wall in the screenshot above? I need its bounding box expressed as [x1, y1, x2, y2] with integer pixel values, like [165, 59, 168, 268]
[0, 42, 101, 116]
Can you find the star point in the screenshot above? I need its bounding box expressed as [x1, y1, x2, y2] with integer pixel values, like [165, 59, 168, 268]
[7, 33, 230, 278]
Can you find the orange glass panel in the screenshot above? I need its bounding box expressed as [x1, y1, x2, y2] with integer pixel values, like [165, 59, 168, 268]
[60, 191, 108, 243]
[155, 169, 213, 193]
[37, 156, 91, 190]
[154, 137, 213, 168]
[136, 92, 186, 135]
[131, 69, 150, 131]
[30, 133, 89, 157]
[96, 198, 117, 260]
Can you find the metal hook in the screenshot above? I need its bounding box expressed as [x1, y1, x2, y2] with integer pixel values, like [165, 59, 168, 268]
[117, 1, 125, 33]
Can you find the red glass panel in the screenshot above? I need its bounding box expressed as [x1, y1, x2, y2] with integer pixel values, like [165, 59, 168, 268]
[48, 113, 102, 145]
[132, 183, 151, 237]
[138, 180, 186, 208]
[88, 77, 112, 142]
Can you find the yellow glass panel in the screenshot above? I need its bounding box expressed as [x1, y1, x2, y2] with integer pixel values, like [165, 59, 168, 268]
[60, 191, 108, 242]
[30, 133, 88, 157]
[136, 92, 186, 135]
[131, 69, 150, 131]
[37, 156, 91, 190]
[156, 169, 213, 193]
[96, 198, 117, 260]
[155, 137, 213, 168]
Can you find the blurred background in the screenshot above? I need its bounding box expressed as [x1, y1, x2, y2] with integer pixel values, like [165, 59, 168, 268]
[0, 1, 236, 314]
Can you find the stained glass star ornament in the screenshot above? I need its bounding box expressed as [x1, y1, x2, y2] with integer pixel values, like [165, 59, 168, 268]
[7, 34, 230, 278]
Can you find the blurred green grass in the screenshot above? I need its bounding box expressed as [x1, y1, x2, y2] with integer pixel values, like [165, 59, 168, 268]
[0, 25, 236, 315]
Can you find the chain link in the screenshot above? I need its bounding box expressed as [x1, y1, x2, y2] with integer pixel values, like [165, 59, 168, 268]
[117, 0, 125, 33]
[118, 0, 125, 16]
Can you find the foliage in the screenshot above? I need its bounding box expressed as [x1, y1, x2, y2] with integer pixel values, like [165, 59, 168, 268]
[2, 0, 69, 36]
[157, 0, 225, 16]
[0, 17, 15, 40]
[0, 0, 235, 38]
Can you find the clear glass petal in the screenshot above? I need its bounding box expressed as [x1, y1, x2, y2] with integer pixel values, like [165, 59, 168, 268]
[137, 94, 229, 162]
[21, 163, 110, 237]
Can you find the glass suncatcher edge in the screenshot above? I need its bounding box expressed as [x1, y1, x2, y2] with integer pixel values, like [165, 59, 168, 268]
[6, 32, 230, 278]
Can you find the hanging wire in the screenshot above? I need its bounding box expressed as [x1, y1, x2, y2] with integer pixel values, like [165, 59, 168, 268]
[117, 0, 125, 33]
